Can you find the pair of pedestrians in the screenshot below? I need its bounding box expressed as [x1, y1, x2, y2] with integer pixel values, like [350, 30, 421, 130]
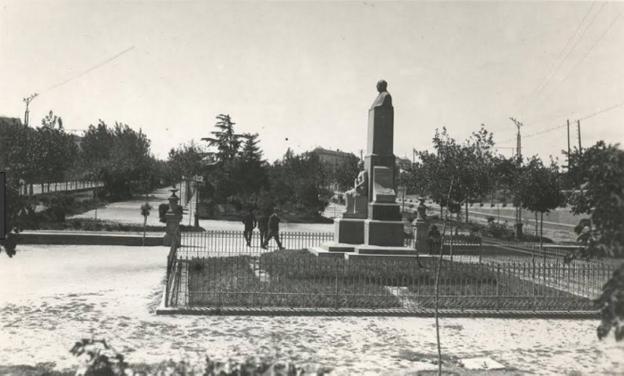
[242, 209, 284, 250]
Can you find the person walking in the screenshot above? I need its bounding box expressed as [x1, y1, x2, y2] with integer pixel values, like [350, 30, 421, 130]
[257, 210, 269, 247]
[262, 208, 284, 250]
[242, 209, 257, 247]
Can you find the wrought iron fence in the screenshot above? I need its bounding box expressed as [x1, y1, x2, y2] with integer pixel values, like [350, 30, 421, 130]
[164, 229, 621, 312]
[18, 180, 104, 196]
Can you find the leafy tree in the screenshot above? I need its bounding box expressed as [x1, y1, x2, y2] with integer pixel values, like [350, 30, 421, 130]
[32, 125, 78, 182]
[334, 154, 360, 191]
[416, 126, 496, 220]
[201, 114, 243, 162]
[415, 128, 461, 214]
[267, 150, 329, 219]
[517, 156, 565, 248]
[596, 264, 624, 342]
[459, 125, 496, 220]
[168, 141, 205, 181]
[565, 142, 624, 342]
[233, 133, 269, 199]
[491, 155, 520, 206]
[81, 120, 154, 199]
[568, 141, 624, 258]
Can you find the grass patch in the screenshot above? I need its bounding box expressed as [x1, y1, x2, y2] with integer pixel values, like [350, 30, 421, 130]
[186, 249, 592, 311]
[404, 261, 592, 310]
[188, 250, 401, 309]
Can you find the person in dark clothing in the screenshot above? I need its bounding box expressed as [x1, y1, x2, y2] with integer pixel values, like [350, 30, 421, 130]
[242, 209, 257, 246]
[262, 209, 284, 250]
[257, 211, 269, 247]
[427, 225, 441, 254]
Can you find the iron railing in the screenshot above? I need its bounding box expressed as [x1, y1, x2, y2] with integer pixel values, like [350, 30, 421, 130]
[166, 230, 621, 312]
[18, 180, 104, 196]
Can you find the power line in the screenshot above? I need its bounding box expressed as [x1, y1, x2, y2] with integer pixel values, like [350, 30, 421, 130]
[41, 46, 135, 94]
[511, 98, 624, 143]
[530, 2, 605, 99]
[578, 100, 624, 121]
[516, 2, 602, 115]
[557, 11, 621, 85]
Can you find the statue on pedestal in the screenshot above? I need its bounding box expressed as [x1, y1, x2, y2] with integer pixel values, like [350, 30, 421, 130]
[417, 198, 427, 221]
[370, 79, 392, 109]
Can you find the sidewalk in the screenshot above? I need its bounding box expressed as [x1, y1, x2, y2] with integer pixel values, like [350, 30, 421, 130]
[69, 187, 174, 226]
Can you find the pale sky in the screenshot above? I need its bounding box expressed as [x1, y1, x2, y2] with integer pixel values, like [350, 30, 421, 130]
[1, 1, 623, 162]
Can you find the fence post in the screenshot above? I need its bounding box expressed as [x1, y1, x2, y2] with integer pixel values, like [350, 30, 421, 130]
[496, 264, 501, 311]
[334, 259, 339, 310]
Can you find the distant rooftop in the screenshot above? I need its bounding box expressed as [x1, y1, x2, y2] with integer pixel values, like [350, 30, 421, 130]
[312, 147, 354, 157]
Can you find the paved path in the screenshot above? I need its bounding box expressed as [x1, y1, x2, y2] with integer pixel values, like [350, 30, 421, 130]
[70, 187, 334, 233]
[70, 187, 172, 226]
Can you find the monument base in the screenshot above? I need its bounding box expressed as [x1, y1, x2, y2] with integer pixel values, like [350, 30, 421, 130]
[364, 219, 405, 247]
[368, 202, 401, 221]
[334, 218, 365, 244]
[355, 244, 417, 255]
[412, 218, 429, 252]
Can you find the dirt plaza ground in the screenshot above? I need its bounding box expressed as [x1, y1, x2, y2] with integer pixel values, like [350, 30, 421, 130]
[1, 245, 623, 375]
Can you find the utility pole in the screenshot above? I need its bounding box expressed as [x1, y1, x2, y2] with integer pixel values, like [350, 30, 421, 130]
[577, 120, 582, 153]
[23, 93, 38, 126]
[509, 117, 524, 239]
[412, 148, 417, 165]
[509, 117, 523, 162]
[567, 119, 571, 169]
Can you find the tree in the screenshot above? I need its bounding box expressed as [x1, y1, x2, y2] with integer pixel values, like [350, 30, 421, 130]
[168, 141, 205, 181]
[459, 125, 496, 221]
[233, 133, 269, 200]
[596, 264, 624, 342]
[491, 155, 520, 206]
[416, 128, 463, 214]
[565, 142, 624, 342]
[32, 125, 78, 182]
[81, 120, 154, 199]
[267, 150, 329, 219]
[568, 141, 624, 258]
[517, 156, 564, 248]
[201, 114, 243, 162]
[334, 154, 360, 192]
[415, 126, 496, 220]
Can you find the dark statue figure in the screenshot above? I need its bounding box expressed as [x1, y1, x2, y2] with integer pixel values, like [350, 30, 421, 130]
[370, 79, 392, 109]
[417, 198, 427, 220]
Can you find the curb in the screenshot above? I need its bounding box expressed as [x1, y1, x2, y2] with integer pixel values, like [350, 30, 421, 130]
[155, 305, 599, 319]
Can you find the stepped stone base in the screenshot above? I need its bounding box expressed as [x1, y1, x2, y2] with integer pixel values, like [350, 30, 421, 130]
[334, 218, 365, 244]
[307, 243, 423, 261]
[355, 244, 418, 255]
[364, 219, 405, 247]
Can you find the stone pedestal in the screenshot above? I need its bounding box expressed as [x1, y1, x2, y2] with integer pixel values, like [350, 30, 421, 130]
[163, 190, 183, 247]
[343, 195, 368, 219]
[363, 219, 404, 247]
[334, 218, 365, 244]
[365, 106, 396, 201]
[163, 212, 182, 246]
[412, 218, 428, 251]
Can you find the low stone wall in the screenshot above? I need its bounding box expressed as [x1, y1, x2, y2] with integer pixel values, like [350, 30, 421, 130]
[17, 231, 164, 246]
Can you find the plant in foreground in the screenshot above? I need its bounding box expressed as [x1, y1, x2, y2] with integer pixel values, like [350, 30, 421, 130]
[70, 338, 330, 375]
